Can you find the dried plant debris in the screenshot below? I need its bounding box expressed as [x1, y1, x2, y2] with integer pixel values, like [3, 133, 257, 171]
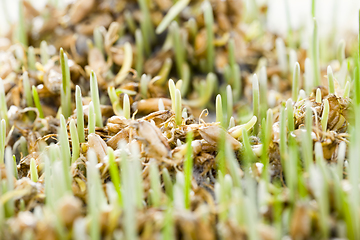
[0, 0, 360, 239]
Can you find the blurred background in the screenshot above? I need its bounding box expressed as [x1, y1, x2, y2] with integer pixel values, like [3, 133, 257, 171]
[1, 0, 359, 39]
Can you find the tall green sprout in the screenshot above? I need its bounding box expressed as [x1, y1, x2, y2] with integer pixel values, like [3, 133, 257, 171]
[312, 18, 321, 86]
[75, 86, 85, 143]
[60, 48, 72, 119]
[0, 80, 8, 125]
[292, 62, 300, 101]
[59, 114, 72, 192]
[184, 131, 193, 209]
[90, 71, 103, 127]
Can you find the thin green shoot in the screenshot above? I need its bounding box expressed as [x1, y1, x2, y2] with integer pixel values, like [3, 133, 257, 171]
[0, 80, 8, 125]
[226, 85, 233, 125]
[343, 81, 350, 98]
[123, 94, 131, 120]
[23, 71, 34, 107]
[184, 131, 193, 209]
[60, 48, 72, 119]
[312, 18, 321, 86]
[228, 116, 235, 129]
[169, 79, 176, 112]
[140, 74, 150, 99]
[75, 86, 85, 143]
[150, 162, 161, 207]
[180, 63, 190, 97]
[17, 1, 27, 46]
[0, 119, 6, 163]
[337, 141, 346, 180]
[90, 71, 103, 127]
[27, 46, 36, 71]
[327, 66, 335, 94]
[183, 73, 216, 107]
[30, 158, 38, 182]
[135, 29, 144, 75]
[156, 0, 190, 34]
[162, 168, 173, 201]
[203, 1, 214, 72]
[137, 0, 155, 55]
[40, 41, 49, 65]
[279, 105, 287, 165]
[4, 147, 14, 217]
[321, 99, 329, 132]
[276, 38, 288, 76]
[115, 42, 133, 84]
[229, 115, 257, 139]
[108, 86, 122, 116]
[216, 94, 223, 125]
[32, 86, 44, 118]
[292, 62, 300, 101]
[252, 74, 260, 134]
[12, 156, 18, 179]
[88, 102, 96, 135]
[259, 66, 268, 120]
[59, 114, 72, 192]
[241, 128, 256, 166]
[175, 89, 182, 126]
[303, 101, 313, 170]
[170, 21, 185, 80]
[93, 27, 104, 54]
[286, 99, 294, 132]
[157, 58, 173, 85]
[70, 119, 80, 163]
[107, 147, 122, 206]
[304, 58, 313, 94]
[124, 10, 137, 34]
[337, 39, 346, 65]
[316, 88, 322, 103]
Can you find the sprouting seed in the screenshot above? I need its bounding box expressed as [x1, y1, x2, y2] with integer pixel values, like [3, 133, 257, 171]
[60, 48, 72, 119]
[115, 42, 133, 84]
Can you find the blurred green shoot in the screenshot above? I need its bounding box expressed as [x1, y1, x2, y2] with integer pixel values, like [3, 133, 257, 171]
[321, 99, 329, 132]
[162, 168, 173, 201]
[27, 46, 36, 71]
[343, 81, 350, 98]
[156, 0, 190, 34]
[70, 119, 79, 163]
[60, 48, 72, 119]
[312, 18, 321, 86]
[32, 86, 44, 118]
[0, 80, 8, 125]
[30, 158, 38, 182]
[124, 10, 137, 34]
[304, 58, 313, 94]
[183, 73, 216, 107]
[0, 119, 5, 163]
[40, 41, 49, 65]
[115, 42, 133, 84]
[252, 74, 259, 134]
[184, 131, 193, 209]
[107, 147, 122, 206]
[292, 62, 300, 101]
[157, 58, 173, 85]
[138, 0, 155, 56]
[276, 38, 287, 76]
[59, 114, 72, 192]
[75, 86, 85, 143]
[175, 89, 182, 126]
[90, 71, 103, 127]
[23, 71, 34, 108]
[286, 99, 294, 132]
[316, 88, 322, 103]
[123, 94, 131, 119]
[259, 66, 267, 120]
[4, 147, 14, 217]
[135, 29, 144, 75]
[150, 162, 161, 207]
[216, 94, 223, 125]
[17, 1, 27, 47]
[170, 21, 185, 80]
[226, 85, 233, 125]
[327, 66, 335, 94]
[203, 1, 214, 72]
[88, 102, 95, 135]
[337, 39, 346, 65]
[93, 27, 104, 54]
